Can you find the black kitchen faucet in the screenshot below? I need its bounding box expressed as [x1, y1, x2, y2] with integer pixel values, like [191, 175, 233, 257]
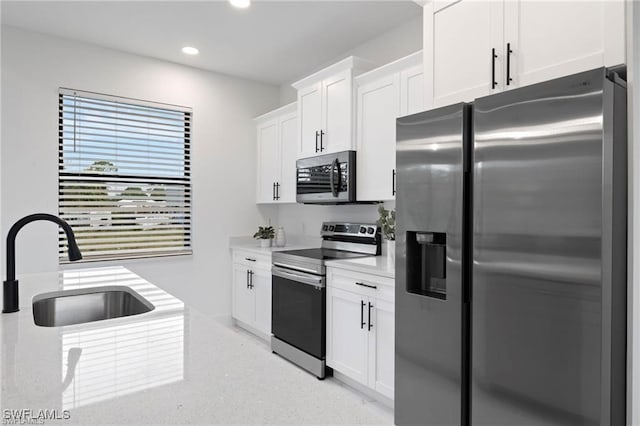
[2, 213, 82, 313]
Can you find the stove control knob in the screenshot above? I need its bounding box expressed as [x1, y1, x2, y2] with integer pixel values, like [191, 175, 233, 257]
[359, 226, 366, 234]
[323, 225, 328, 231]
[328, 225, 335, 231]
[367, 227, 375, 234]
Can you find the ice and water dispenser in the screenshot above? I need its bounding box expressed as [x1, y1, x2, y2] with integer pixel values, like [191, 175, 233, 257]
[406, 231, 447, 300]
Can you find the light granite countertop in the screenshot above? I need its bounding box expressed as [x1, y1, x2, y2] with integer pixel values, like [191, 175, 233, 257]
[326, 256, 396, 279]
[0, 266, 391, 425]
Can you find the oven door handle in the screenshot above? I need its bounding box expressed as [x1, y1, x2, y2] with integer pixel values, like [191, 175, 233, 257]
[272, 266, 325, 288]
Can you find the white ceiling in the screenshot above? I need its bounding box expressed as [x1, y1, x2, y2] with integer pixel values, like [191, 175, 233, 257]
[1, 1, 422, 85]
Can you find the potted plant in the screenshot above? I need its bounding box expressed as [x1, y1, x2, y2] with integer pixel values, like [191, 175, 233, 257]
[253, 226, 275, 248]
[377, 205, 396, 261]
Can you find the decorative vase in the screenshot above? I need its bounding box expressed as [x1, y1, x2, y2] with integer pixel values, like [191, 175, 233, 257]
[274, 227, 286, 247]
[260, 238, 272, 248]
[386, 240, 396, 264]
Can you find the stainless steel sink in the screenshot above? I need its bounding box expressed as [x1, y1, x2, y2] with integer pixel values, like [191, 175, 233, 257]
[32, 286, 154, 327]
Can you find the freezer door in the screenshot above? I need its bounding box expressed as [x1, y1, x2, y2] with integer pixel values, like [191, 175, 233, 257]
[395, 103, 469, 425]
[472, 68, 626, 425]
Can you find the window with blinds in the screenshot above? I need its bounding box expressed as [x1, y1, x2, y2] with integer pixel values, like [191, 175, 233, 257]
[58, 89, 192, 262]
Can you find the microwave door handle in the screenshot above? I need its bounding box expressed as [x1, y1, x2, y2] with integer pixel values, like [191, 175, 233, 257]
[330, 158, 339, 197]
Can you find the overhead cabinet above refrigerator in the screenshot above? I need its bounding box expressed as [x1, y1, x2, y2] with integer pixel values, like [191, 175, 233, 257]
[424, 0, 625, 108]
[395, 68, 627, 425]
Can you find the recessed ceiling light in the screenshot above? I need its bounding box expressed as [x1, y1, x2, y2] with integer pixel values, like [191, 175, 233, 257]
[181, 46, 199, 56]
[229, 0, 250, 9]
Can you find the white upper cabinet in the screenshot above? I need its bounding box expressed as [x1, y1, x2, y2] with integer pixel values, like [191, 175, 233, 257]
[298, 84, 322, 158]
[255, 102, 297, 204]
[292, 57, 375, 159]
[355, 51, 423, 202]
[424, 0, 625, 108]
[323, 70, 352, 155]
[503, 0, 625, 89]
[427, 0, 503, 108]
[278, 111, 298, 204]
[256, 119, 280, 204]
[400, 63, 425, 116]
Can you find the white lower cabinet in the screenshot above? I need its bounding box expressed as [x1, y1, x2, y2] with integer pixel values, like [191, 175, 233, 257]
[327, 287, 370, 385]
[326, 267, 395, 400]
[231, 249, 272, 338]
[369, 298, 395, 398]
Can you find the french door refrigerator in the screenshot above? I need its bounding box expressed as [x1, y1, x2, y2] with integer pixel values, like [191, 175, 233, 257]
[395, 67, 627, 425]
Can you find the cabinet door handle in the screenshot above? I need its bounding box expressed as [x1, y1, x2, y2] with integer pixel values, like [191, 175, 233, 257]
[272, 182, 276, 201]
[246, 269, 250, 288]
[249, 270, 254, 289]
[392, 169, 396, 196]
[491, 48, 498, 89]
[355, 281, 377, 290]
[368, 302, 373, 331]
[360, 300, 366, 329]
[315, 131, 320, 153]
[320, 130, 325, 152]
[275, 182, 280, 200]
[245, 257, 256, 262]
[506, 43, 513, 86]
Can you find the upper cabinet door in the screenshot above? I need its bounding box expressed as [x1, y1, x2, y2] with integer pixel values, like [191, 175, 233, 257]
[504, 0, 625, 89]
[278, 111, 298, 203]
[256, 119, 280, 204]
[322, 69, 353, 154]
[400, 64, 425, 117]
[428, 0, 504, 108]
[298, 83, 322, 158]
[356, 74, 400, 202]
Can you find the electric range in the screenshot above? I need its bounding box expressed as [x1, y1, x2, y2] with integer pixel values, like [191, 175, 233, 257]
[271, 222, 381, 379]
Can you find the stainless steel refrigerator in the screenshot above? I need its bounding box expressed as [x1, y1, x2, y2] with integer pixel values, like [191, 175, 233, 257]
[395, 67, 627, 425]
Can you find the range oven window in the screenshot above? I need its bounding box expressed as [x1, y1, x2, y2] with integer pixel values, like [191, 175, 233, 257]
[272, 274, 325, 359]
[297, 162, 348, 195]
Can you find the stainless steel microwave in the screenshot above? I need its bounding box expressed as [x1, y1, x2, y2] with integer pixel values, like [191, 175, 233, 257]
[296, 151, 356, 204]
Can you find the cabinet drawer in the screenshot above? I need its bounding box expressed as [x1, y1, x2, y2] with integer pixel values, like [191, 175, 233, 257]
[232, 250, 271, 270]
[327, 267, 394, 302]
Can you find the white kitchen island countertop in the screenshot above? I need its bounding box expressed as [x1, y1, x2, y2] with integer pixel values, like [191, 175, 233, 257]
[0, 266, 391, 425]
[326, 255, 395, 279]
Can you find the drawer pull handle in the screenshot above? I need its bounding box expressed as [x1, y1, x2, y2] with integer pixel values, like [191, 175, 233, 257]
[355, 282, 377, 290]
[245, 257, 256, 262]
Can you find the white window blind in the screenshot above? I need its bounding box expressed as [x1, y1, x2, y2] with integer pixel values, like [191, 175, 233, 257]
[58, 89, 192, 262]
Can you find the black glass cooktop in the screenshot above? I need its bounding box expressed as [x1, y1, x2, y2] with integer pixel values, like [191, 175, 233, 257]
[277, 248, 370, 261]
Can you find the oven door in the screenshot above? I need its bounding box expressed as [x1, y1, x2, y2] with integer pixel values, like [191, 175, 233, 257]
[296, 151, 355, 203]
[271, 266, 326, 359]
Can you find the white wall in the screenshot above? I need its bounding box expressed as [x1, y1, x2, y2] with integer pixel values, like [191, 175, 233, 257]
[277, 202, 394, 241]
[279, 15, 423, 105]
[1, 26, 280, 318]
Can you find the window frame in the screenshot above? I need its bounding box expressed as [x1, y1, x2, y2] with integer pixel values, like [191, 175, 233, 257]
[57, 88, 193, 262]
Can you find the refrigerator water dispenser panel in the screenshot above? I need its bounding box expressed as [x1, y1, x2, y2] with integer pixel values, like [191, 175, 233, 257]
[406, 231, 447, 299]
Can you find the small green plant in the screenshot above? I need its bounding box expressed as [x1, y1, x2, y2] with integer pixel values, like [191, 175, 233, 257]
[377, 205, 395, 241]
[253, 226, 275, 240]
